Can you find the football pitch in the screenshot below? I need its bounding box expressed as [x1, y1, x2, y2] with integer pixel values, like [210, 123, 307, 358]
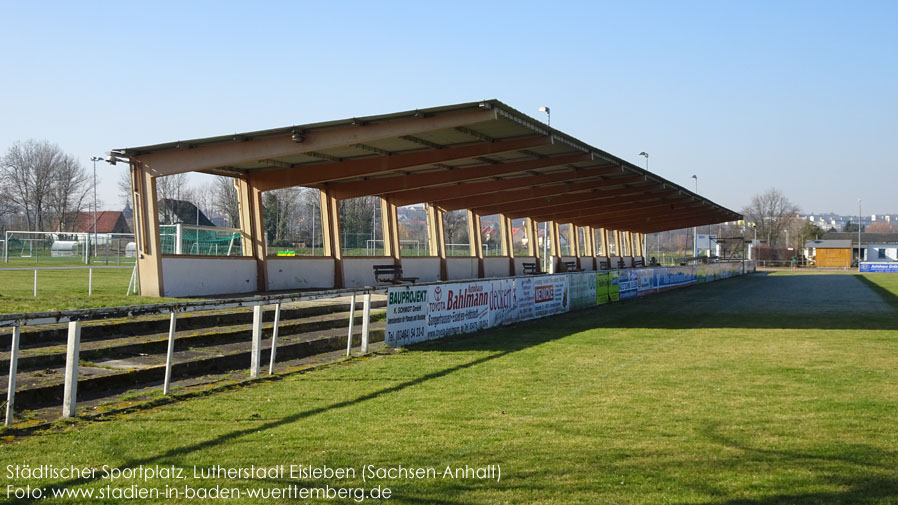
[1, 271, 897, 504]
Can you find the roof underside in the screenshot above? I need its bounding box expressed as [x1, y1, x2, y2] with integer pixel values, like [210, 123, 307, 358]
[116, 100, 742, 234]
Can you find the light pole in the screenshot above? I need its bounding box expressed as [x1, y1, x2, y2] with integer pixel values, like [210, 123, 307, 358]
[539, 106, 550, 271]
[639, 152, 649, 171]
[858, 198, 862, 267]
[691, 175, 698, 260]
[89, 156, 103, 264]
[538, 106, 550, 127]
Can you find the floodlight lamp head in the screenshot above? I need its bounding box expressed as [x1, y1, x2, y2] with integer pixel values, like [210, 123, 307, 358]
[291, 128, 304, 143]
[691, 174, 697, 179]
[538, 106, 550, 113]
[639, 151, 648, 157]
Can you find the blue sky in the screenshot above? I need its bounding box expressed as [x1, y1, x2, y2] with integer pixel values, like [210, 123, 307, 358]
[1, 1, 895, 216]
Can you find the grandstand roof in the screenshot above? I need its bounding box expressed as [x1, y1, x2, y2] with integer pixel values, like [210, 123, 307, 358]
[115, 99, 741, 233]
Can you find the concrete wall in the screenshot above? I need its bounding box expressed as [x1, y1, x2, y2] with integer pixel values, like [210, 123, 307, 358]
[162, 256, 257, 297]
[343, 257, 390, 288]
[513, 256, 539, 275]
[400, 257, 441, 282]
[267, 258, 335, 290]
[446, 257, 478, 280]
[484, 257, 512, 277]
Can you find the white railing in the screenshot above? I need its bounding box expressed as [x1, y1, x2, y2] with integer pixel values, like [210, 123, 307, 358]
[2, 284, 386, 426]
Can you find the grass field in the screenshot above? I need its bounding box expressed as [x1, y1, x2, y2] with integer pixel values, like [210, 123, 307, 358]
[1, 271, 897, 504]
[0, 267, 185, 313]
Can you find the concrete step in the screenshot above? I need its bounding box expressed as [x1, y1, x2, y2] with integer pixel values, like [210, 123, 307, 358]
[2, 322, 386, 411]
[0, 307, 385, 372]
[0, 296, 387, 351]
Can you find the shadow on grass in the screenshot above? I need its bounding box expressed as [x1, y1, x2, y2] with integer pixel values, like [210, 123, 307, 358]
[0, 322, 584, 504]
[855, 274, 898, 311]
[676, 475, 898, 505]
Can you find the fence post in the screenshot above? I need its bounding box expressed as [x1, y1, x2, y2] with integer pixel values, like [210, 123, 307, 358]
[361, 293, 371, 353]
[88, 268, 93, 296]
[5, 325, 20, 426]
[62, 321, 81, 418]
[250, 305, 263, 378]
[33, 269, 37, 297]
[163, 312, 177, 395]
[268, 303, 281, 375]
[346, 292, 357, 356]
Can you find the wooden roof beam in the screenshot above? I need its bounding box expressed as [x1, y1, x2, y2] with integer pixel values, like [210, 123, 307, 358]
[528, 197, 696, 223]
[436, 180, 655, 213]
[391, 167, 639, 207]
[473, 186, 664, 217]
[585, 207, 722, 230]
[251, 135, 552, 191]
[137, 107, 500, 177]
[327, 153, 593, 200]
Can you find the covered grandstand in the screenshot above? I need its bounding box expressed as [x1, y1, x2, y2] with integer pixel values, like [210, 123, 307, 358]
[112, 100, 741, 297]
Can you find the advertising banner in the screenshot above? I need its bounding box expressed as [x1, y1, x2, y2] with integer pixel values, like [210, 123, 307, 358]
[619, 269, 638, 300]
[426, 281, 491, 340]
[636, 268, 656, 295]
[488, 278, 518, 326]
[596, 272, 611, 305]
[609, 271, 621, 302]
[568, 272, 597, 310]
[860, 262, 898, 273]
[656, 265, 696, 289]
[516, 274, 570, 321]
[385, 286, 430, 347]
[387, 261, 751, 347]
[696, 264, 706, 284]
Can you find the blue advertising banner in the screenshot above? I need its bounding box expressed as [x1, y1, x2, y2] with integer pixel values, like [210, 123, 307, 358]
[619, 270, 638, 300]
[656, 265, 696, 288]
[860, 262, 898, 273]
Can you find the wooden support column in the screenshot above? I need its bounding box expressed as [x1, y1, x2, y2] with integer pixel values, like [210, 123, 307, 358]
[569, 224, 581, 269]
[502, 214, 514, 275]
[429, 205, 448, 280]
[523, 218, 534, 257]
[549, 221, 561, 272]
[468, 210, 484, 278]
[586, 227, 597, 270]
[319, 187, 344, 288]
[237, 177, 268, 291]
[381, 197, 401, 263]
[132, 161, 164, 296]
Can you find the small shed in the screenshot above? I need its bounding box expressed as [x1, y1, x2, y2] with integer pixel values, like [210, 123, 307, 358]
[805, 239, 851, 267]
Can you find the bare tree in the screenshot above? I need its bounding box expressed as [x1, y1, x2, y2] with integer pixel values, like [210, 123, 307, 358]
[741, 188, 800, 247]
[49, 155, 91, 231]
[212, 176, 240, 228]
[1, 140, 90, 231]
[157, 172, 193, 203]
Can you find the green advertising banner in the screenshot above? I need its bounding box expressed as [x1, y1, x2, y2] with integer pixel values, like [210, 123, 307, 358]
[609, 271, 621, 302]
[696, 264, 706, 284]
[596, 272, 610, 305]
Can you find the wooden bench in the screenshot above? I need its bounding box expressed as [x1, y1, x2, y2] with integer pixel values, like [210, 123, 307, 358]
[373, 264, 418, 284]
[633, 257, 645, 268]
[615, 257, 625, 269]
[598, 259, 610, 270]
[563, 261, 583, 272]
[521, 262, 541, 275]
